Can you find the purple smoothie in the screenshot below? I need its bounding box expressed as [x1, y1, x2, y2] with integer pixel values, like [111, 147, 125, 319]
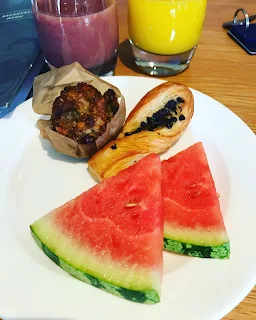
[32, 0, 119, 75]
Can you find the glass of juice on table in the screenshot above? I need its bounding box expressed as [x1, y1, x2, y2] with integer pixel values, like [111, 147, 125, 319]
[31, 0, 119, 76]
[128, 0, 207, 76]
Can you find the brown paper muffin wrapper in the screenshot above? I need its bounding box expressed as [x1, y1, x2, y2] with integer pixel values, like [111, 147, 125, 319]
[32, 62, 126, 159]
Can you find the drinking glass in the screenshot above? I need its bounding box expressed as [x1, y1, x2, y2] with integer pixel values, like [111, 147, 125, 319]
[128, 0, 207, 76]
[31, 0, 119, 76]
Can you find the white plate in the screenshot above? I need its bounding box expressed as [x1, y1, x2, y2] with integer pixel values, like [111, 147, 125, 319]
[1, 76, 256, 320]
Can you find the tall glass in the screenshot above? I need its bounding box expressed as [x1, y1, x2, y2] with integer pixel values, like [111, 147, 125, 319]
[128, 0, 207, 76]
[31, 0, 119, 76]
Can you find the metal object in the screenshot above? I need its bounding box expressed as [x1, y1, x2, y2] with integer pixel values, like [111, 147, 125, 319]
[222, 12, 256, 29]
[233, 8, 250, 29]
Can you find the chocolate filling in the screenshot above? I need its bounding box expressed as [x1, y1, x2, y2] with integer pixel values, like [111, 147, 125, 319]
[110, 142, 117, 150]
[124, 97, 186, 137]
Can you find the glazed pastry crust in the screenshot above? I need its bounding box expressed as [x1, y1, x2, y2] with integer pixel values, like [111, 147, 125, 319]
[88, 132, 174, 180]
[88, 81, 194, 180]
[118, 82, 193, 138]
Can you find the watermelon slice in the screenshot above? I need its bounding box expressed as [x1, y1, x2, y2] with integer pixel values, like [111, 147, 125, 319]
[30, 154, 163, 304]
[162, 142, 230, 259]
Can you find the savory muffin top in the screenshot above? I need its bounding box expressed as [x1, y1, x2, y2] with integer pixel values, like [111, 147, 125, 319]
[51, 82, 119, 144]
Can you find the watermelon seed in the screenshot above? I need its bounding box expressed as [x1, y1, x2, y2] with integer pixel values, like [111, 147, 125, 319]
[189, 191, 202, 198]
[190, 183, 197, 188]
[125, 202, 138, 207]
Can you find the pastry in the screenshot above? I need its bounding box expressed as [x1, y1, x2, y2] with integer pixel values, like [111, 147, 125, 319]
[88, 81, 194, 180]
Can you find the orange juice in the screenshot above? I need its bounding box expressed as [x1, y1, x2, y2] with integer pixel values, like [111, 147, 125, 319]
[128, 0, 207, 55]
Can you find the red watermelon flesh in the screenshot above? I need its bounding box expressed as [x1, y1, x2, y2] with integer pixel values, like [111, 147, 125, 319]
[30, 153, 163, 303]
[162, 142, 230, 258]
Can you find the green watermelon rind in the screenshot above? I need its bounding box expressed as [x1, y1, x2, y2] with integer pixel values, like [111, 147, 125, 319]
[164, 238, 230, 259]
[31, 227, 160, 304]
